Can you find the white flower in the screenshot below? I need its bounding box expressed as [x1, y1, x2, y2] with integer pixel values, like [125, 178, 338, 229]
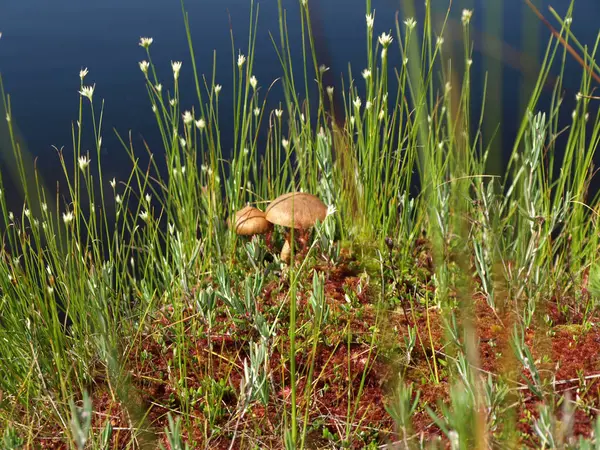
[576, 92, 582, 101]
[366, 13, 374, 29]
[467, 59, 473, 66]
[350, 116, 355, 126]
[151, 104, 157, 113]
[362, 68, 371, 79]
[254, 107, 260, 117]
[181, 166, 186, 174]
[171, 61, 182, 80]
[214, 84, 222, 95]
[139, 60, 150, 74]
[565, 17, 573, 25]
[282, 138, 289, 149]
[155, 83, 162, 93]
[378, 109, 385, 120]
[404, 18, 416, 30]
[139, 210, 149, 221]
[461, 9, 473, 25]
[353, 96, 362, 109]
[168, 223, 175, 235]
[250, 75, 258, 89]
[8, 211, 13, 221]
[436, 36, 444, 47]
[47, 286, 54, 295]
[6, 114, 10, 123]
[326, 204, 336, 217]
[24, 208, 30, 218]
[169, 98, 177, 107]
[42, 203, 47, 212]
[78, 155, 90, 171]
[79, 67, 89, 80]
[110, 178, 116, 189]
[145, 193, 152, 203]
[365, 101, 372, 110]
[319, 64, 329, 73]
[115, 194, 122, 204]
[195, 118, 206, 129]
[237, 53, 246, 68]
[243, 148, 249, 155]
[79, 84, 95, 101]
[275, 109, 283, 118]
[378, 32, 393, 47]
[139, 37, 154, 48]
[326, 86, 334, 96]
[179, 137, 186, 147]
[182, 111, 193, 125]
[63, 211, 74, 224]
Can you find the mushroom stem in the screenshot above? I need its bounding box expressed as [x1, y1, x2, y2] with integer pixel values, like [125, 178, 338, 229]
[280, 238, 291, 264]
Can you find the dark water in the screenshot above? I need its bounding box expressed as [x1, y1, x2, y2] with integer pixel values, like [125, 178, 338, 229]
[0, 0, 598, 195]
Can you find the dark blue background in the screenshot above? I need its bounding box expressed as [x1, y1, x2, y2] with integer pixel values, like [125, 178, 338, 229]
[0, 0, 598, 192]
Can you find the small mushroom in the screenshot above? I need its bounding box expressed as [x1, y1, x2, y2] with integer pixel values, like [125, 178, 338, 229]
[233, 205, 272, 236]
[265, 192, 327, 262]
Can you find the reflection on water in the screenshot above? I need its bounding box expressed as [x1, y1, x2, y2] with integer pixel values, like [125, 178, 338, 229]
[0, 0, 597, 188]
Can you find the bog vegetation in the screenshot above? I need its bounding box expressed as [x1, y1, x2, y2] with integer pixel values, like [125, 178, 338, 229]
[1, 0, 600, 448]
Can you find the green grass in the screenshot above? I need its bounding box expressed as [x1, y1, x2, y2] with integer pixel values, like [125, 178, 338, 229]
[1, 0, 600, 448]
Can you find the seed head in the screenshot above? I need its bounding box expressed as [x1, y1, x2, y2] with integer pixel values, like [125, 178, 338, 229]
[365, 13, 374, 29]
[79, 84, 95, 101]
[78, 155, 91, 171]
[171, 61, 182, 80]
[214, 84, 222, 95]
[79, 67, 89, 80]
[353, 96, 362, 109]
[139, 60, 150, 74]
[195, 118, 206, 129]
[182, 110, 193, 125]
[378, 32, 393, 47]
[237, 53, 246, 68]
[250, 75, 258, 89]
[404, 18, 416, 30]
[275, 109, 283, 118]
[362, 68, 371, 79]
[63, 211, 74, 225]
[139, 37, 154, 49]
[461, 9, 473, 25]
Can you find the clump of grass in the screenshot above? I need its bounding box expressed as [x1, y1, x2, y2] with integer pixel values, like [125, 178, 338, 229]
[1, 0, 600, 448]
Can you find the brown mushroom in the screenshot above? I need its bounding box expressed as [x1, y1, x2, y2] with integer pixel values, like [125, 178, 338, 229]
[233, 205, 272, 236]
[265, 192, 327, 262]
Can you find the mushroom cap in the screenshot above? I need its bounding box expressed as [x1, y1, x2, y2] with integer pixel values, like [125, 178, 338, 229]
[233, 205, 272, 235]
[265, 192, 327, 229]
